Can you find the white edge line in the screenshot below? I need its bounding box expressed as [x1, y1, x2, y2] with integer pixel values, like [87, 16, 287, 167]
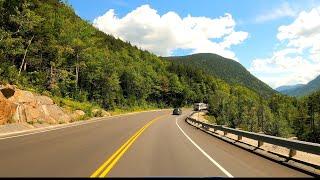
[0, 109, 169, 140]
[175, 118, 233, 178]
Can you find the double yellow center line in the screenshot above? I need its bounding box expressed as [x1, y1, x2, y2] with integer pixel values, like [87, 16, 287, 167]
[90, 114, 166, 178]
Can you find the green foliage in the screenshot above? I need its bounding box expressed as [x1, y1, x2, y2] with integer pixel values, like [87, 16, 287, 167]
[164, 53, 276, 97]
[0, 0, 319, 143]
[52, 96, 100, 115]
[207, 87, 320, 142]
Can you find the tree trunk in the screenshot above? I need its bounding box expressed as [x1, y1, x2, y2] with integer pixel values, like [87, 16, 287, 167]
[49, 63, 56, 90]
[311, 110, 315, 132]
[23, 61, 27, 71]
[261, 108, 264, 132]
[19, 35, 34, 75]
[51, 64, 53, 82]
[75, 53, 79, 90]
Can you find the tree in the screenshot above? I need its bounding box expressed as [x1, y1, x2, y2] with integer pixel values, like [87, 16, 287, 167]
[2, 0, 318, 143]
[6, 0, 43, 75]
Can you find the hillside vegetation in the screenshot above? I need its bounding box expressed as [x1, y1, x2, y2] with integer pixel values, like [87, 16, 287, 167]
[0, 0, 319, 142]
[165, 53, 276, 97]
[277, 75, 320, 97]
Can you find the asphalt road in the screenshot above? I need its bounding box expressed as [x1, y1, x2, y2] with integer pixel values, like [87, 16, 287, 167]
[0, 109, 311, 177]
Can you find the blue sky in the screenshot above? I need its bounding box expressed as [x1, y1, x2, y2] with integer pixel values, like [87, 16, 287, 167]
[68, 0, 320, 88]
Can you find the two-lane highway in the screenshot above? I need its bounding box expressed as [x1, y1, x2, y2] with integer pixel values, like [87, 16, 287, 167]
[0, 109, 311, 177]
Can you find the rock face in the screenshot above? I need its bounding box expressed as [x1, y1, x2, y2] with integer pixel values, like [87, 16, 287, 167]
[0, 91, 17, 125]
[70, 110, 86, 121]
[92, 109, 111, 117]
[0, 85, 72, 125]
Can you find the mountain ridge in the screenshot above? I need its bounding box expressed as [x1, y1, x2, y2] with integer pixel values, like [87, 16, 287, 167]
[276, 84, 305, 92]
[277, 75, 320, 97]
[164, 53, 276, 97]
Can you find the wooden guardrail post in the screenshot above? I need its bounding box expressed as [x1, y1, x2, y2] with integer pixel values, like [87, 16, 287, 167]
[289, 149, 297, 157]
[236, 128, 242, 141]
[213, 127, 217, 133]
[258, 131, 264, 147]
[289, 137, 298, 157]
[224, 131, 228, 136]
[222, 125, 228, 136]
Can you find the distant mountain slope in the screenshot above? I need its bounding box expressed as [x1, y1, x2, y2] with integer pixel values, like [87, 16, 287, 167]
[276, 84, 305, 93]
[278, 75, 320, 97]
[164, 53, 275, 97]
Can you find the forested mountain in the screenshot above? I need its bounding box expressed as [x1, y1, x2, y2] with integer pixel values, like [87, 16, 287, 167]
[277, 75, 320, 97]
[276, 84, 305, 93]
[164, 53, 276, 97]
[0, 0, 319, 142]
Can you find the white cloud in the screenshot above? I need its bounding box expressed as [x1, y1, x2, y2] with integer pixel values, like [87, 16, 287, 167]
[250, 7, 320, 88]
[93, 4, 248, 59]
[278, 7, 320, 52]
[255, 2, 298, 23]
[250, 49, 320, 88]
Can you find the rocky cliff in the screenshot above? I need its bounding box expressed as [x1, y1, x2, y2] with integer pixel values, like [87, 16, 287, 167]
[0, 85, 72, 125]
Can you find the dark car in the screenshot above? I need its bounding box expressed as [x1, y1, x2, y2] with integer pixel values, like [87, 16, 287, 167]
[173, 108, 182, 115]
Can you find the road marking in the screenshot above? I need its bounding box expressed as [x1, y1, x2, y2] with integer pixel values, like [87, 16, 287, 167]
[175, 118, 233, 177]
[0, 109, 169, 141]
[90, 115, 166, 178]
[90, 124, 146, 177]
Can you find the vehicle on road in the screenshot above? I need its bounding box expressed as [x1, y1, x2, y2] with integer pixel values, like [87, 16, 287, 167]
[194, 103, 208, 111]
[173, 108, 182, 115]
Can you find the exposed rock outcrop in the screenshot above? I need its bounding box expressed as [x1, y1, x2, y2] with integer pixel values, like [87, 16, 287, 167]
[92, 109, 111, 117]
[70, 110, 86, 120]
[0, 90, 17, 125]
[0, 85, 72, 125]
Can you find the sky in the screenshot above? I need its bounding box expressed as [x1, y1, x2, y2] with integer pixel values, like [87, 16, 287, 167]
[68, 0, 320, 89]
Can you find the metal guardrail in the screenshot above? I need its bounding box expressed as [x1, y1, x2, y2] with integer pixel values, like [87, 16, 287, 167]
[186, 112, 320, 157]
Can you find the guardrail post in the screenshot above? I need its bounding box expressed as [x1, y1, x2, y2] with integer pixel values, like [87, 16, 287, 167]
[187, 115, 320, 157]
[201, 124, 206, 130]
[213, 127, 217, 133]
[222, 125, 228, 136]
[258, 131, 264, 147]
[289, 149, 297, 157]
[236, 128, 242, 140]
[289, 137, 298, 157]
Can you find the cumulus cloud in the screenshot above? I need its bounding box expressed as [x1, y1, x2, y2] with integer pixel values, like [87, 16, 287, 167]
[255, 2, 298, 23]
[250, 49, 320, 88]
[93, 4, 248, 59]
[278, 7, 320, 54]
[250, 7, 320, 88]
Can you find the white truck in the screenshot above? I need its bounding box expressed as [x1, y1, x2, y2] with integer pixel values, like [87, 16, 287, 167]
[193, 103, 208, 111]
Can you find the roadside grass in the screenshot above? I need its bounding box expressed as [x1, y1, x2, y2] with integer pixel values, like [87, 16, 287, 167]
[58, 120, 66, 124]
[109, 104, 162, 116]
[27, 121, 34, 125]
[52, 97, 102, 121]
[37, 119, 44, 124]
[52, 97, 168, 121]
[204, 114, 216, 124]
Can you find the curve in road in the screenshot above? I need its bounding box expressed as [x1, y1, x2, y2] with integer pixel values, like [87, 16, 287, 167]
[0, 109, 311, 177]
